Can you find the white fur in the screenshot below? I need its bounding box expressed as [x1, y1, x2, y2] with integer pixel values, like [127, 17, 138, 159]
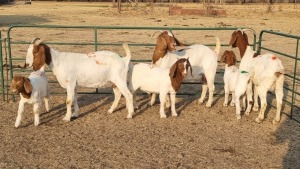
[154, 39, 220, 107]
[234, 46, 284, 124]
[26, 42, 134, 121]
[14, 71, 50, 127]
[128, 61, 187, 118]
[223, 64, 239, 107]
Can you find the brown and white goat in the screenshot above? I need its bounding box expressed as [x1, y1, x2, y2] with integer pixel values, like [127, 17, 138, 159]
[220, 50, 240, 107]
[151, 31, 220, 107]
[128, 58, 192, 118]
[229, 29, 284, 124]
[11, 70, 50, 127]
[25, 38, 134, 121]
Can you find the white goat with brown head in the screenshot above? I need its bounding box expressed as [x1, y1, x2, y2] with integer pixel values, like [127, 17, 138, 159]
[220, 50, 239, 107]
[229, 29, 284, 124]
[25, 38, 134, 121]
[128, 58, 192, 118]
[11, 70, 50, 127]
[151, 31, 220, 107]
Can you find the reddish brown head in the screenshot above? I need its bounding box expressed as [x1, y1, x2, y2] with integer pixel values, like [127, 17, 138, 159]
[220, 50, 237, 67]
[229, 30, 249, 58]
[26, 38, 52, 71]
[10, 76, 32, 99]
[169, 58, 192, 92]
[152, 31, 187, 65]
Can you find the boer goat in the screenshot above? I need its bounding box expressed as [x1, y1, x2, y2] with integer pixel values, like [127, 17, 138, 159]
[229, 29, 284, 124]
[11, 70, 50, 127]
[151, 31, 220, 107]
[25, 38, 134, 121]
[220, 50, 239, 107]
[128, 58, 192, 118]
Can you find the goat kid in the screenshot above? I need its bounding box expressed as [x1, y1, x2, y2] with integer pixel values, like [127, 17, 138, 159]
[11, 70, 50, 127]
[230, 29, 284, 124]
[128, 58, 192, 118]
[151, 31, 220, 107]
[25, 38, 134, 121]
[221, 50, 240, 107]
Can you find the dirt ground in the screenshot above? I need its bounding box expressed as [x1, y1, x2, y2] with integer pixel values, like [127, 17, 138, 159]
[1, 2, 300, 168]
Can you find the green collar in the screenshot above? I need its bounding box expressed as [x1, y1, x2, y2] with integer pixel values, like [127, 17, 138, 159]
[240, 70, 249, 74]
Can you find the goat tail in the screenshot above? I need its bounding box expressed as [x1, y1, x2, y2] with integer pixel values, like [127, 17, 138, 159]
[121, 43, 132, 80]
[214, 37, 221, 56]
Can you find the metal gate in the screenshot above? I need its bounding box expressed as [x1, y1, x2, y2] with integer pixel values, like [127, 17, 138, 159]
[0, 31, 5, 100]
[258, 30, 300, 120]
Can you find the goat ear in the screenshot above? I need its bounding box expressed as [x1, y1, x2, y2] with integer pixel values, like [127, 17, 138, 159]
[187, 59, 193, 77]
[169, 62, 177, 78]
[23, 77, 32, 93]
[231, 51, 237, 65]
[157, 35, 167, 49]
[174, 37, 187, 46]
[220, 51, 227, 63]
[33, 44, 46, 71]
[229, 32, 238, 47]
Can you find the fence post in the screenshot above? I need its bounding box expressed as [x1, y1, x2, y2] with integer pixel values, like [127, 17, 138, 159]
[0, 31, 5, 100]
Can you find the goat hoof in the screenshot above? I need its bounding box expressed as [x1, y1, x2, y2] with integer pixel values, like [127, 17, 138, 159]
[172, 113, 178, 117]
[255, 118, 262, 123]
[236, 114, 241, 120]
[107, 109, 113, 114]
[230, 103, 235, 107]
[160, 115, 167, 118]
[126, 115, 133, 119]
[253, 106, 259, 112]
[197, 100, 204, 104]
[205, 103, 212, 108]
[63, 116, 71, 122]
[245, 111, 250, 115]
[223, 103, 228, 107]
[272, 119, 280, 125]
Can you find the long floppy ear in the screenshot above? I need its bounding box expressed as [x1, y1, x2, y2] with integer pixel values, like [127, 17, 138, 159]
[231, 51, 237, 65]
[169, 62, 178, 78]
[33, 44, 46, 71]
[186, 58, 193, 77]
[220, 50, 228, 63]
[23, 77, 32, 93]
[229, 32, 238, 47]
[157, 34, 167, 49]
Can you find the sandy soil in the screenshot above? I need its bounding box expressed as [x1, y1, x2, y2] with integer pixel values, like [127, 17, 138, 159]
[0, 2, 300, 168]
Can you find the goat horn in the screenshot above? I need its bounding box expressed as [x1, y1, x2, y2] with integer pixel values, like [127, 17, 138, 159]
[31, 38, 40, 44]
[151, 31, 163, 38]
[34, 39, 44, 46]
[241, 28, 256, 36]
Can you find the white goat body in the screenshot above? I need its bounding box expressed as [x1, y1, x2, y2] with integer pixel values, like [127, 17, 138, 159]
[12, 70, 50, 127]
[128, 59, 190, 118]
[155, 43, 219, 107]
[223, 64, 239, 107]
[26, 40, 134, 121]
[234, 46, 284, 124]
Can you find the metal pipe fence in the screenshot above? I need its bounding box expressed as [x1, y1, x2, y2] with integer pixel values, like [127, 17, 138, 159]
[0, 31, 4, 100]
[6, 25, 257, 99]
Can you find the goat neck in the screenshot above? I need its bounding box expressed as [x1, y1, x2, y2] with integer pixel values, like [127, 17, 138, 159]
[152, 45, 167, 65]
